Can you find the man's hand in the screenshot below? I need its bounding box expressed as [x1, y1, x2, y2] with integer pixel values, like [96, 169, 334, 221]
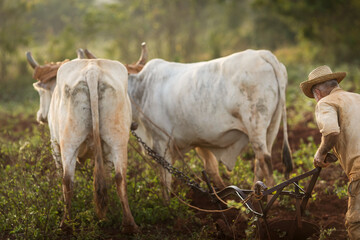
[314, 132, 339, 168]
[314, 149, 330, 168]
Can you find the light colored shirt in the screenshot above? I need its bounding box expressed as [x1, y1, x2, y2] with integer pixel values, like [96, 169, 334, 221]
[315, 87, 360, 182]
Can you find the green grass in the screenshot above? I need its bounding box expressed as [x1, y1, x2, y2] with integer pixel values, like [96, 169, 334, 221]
[0, 69, 352, 239]
[1, 99, 349, 239]
[0, 102, 203, 239]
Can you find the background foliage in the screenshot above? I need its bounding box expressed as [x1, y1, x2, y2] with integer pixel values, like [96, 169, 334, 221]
[0, 0, 358, 239]
[1, 0, 360, 88]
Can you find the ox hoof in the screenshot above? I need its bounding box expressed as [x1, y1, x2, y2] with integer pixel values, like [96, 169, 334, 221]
[122, 224, 140, 234]
[130, 122, 138, 131]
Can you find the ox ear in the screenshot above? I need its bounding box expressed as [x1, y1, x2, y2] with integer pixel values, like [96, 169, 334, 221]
[77, 48, 86, 59]
[84, 49, 97, 59]
[33, 81, 53, 91]
[33, 81, 46, 91]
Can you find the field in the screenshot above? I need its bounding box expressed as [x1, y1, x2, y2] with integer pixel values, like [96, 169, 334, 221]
[2, 0, 360, 239]
[0, 84, 350, 240]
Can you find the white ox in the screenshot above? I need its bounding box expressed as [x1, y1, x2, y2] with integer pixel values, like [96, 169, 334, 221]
[128, 49, 292, 199]
[27, 53, 138, 233]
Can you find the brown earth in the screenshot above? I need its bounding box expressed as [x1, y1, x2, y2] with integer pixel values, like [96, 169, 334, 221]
[184, 119, 348, 239]
[0, 112, 349, 239]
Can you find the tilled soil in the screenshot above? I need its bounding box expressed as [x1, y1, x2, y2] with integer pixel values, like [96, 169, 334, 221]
[185, 121, 348, 239]
[1, 112, 349, 239]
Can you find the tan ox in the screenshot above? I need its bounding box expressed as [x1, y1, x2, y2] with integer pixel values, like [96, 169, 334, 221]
[27, 53, 138, 233]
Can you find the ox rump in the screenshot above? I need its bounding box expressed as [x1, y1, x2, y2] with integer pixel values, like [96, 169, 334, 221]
[128, 48, 293, 200]
[27, 54, 138, 233]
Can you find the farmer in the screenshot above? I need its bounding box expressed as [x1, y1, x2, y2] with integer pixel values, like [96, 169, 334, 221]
[300, 65, 360, 239]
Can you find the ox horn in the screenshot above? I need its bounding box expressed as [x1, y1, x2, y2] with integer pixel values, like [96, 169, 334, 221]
[77, 48, 86, 59]
[136, 42, 148, 66]
[84, 49, 97, 59]
[26, 51, 39, 69]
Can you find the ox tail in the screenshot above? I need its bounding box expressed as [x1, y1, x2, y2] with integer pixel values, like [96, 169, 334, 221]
[261, 51, 293, 179]
[281, 96, 293, 179]
[85, 65, 108, 219]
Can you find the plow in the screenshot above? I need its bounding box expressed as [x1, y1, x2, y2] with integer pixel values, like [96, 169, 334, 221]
[208, 155, 335, 240]
[131, 127, 338, 239]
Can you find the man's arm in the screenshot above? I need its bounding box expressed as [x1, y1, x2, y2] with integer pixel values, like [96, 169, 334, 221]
[314, 132, 339, 168]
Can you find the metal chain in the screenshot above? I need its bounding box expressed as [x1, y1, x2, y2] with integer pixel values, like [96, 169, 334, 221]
[131, 129, 206, 192]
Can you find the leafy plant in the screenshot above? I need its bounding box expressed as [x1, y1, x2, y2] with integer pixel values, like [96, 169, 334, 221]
[318, 227, 336, 240]
[333, 180, 348, 200]
[292, 137, 318, 173]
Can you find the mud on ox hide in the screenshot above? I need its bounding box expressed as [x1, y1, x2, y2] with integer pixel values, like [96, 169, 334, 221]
[26, 52, 138, 233]
[126, 46, 293, 200]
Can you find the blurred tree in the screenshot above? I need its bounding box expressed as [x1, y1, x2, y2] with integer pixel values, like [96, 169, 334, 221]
[82, 0, 150, 62]
[3, 0, 357, 86]
[27, 0, 95, 61]
[253, 0, 360, 64]
[0, 0, 32, 80]
[81, 0, 251, 62]
[0, 0, 96, 82]
[251, 7, 296, 49]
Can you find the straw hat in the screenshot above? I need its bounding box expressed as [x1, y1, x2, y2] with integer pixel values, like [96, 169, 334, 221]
[300, 65, 346, 98]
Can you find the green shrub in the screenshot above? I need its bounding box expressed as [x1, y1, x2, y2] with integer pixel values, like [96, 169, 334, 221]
[292, 137, 318, 174]
[0, 125, 63, 239]
[333, 180, 348, 200]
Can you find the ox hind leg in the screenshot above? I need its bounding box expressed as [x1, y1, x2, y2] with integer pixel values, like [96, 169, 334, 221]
[59, 142, 80, 228]
[51, 140, 62, 170]
[58, 109, 91, 227]
[245, 117, 275, 187]
[252, 139, 274, 188]
[150, 141, 173, 203]
[195, 147, 226, 189]
[253, 94, 286, 187]
[108, 143, 139, 233]
[58, 120, 89, 227]
[159, 153, 173, 203]
[98, 93, 138, 233]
